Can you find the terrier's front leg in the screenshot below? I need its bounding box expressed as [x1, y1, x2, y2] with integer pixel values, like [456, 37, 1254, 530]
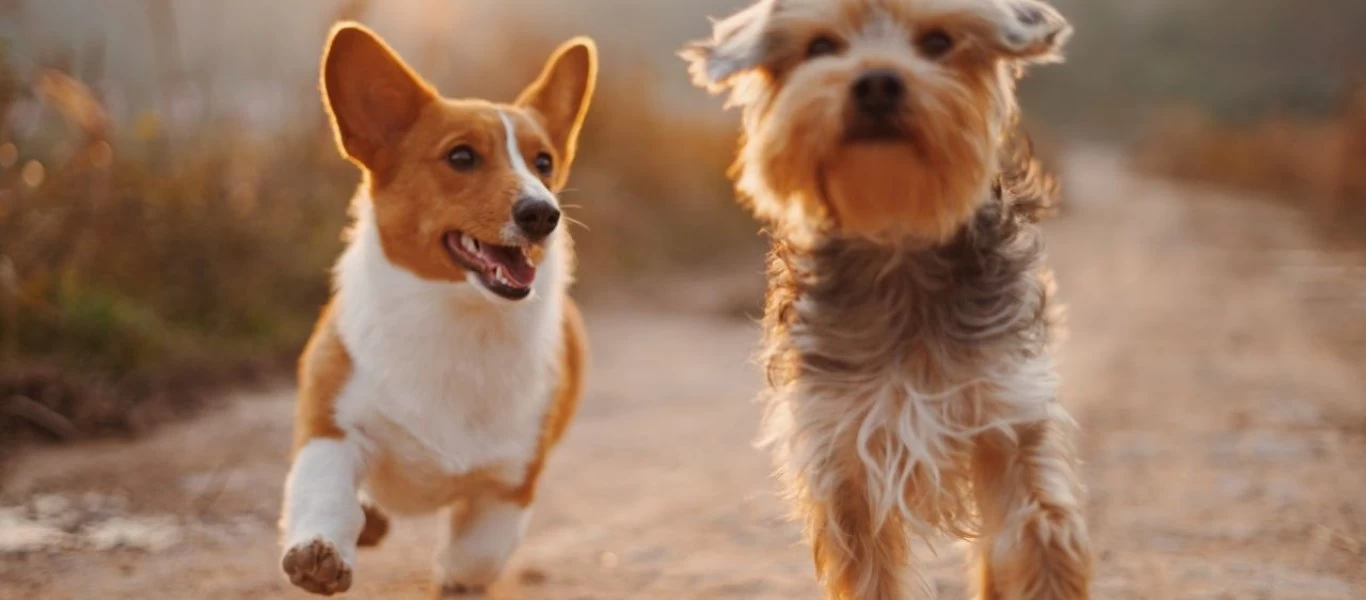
[972, 418, 1092, 600]
[280, 437, 366, 596]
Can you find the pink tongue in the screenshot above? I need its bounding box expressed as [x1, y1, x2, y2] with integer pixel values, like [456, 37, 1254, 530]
[485, 245, 536, 288]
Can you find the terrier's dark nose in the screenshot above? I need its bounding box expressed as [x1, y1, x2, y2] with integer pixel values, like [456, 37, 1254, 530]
[851, 70, 905, 115]
[513, 198, 560, 240]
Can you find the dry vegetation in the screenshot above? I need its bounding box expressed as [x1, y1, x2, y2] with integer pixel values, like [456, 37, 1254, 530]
[1039, 0, 1366, 242]
[0, 10, 748, 449]
[1135, 85, 1366, 241]
[6, 0, 1362, 452]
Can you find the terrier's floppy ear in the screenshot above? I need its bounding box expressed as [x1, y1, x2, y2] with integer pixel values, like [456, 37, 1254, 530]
[970, 0, 1072, 63]
[680, 0, 777, 93]
[320, 22, 436, 171]
[515, 37, 598, 188]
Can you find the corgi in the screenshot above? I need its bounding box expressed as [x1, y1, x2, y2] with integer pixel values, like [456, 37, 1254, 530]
[278, 22, 596, 596]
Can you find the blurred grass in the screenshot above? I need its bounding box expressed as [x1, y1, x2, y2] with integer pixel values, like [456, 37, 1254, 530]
[0, 17, 750, 447]
[1134, 85, 1366, 242]
[1030, 0, 1366, 133]
[0, 66, 355, 444]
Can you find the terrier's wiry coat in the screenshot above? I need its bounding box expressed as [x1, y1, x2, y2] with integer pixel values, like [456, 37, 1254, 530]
[683, 0, 1091, 598]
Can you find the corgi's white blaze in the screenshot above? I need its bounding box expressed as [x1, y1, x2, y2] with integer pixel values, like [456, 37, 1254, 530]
[329, 195, 569, 512]
[281, 438, 366, 566]
[498, 109, 558, 208]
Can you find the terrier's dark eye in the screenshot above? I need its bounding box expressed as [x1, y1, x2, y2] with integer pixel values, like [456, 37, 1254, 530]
[447, 145, 479, 171]
[806, 36, 839, 59]
[918, 29, 954, 58]
[534, 152, 554, 177]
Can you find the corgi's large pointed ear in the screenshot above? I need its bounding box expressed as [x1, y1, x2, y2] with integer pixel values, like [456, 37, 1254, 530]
[515, 37, 598, 180]
[680, 0, 777, 94]
[320, 22, 436, 171]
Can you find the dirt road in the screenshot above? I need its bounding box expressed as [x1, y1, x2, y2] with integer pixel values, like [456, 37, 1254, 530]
[2, 150, 1363, 599]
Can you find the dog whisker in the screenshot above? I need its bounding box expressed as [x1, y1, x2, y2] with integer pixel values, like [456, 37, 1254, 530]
[561, 215, 591, 231]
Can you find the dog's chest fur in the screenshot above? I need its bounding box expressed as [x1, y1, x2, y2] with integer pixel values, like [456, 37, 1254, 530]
[330, 201, 568, 513]
[766, 198, 1055, 388]
[760, 192, 1062, 530]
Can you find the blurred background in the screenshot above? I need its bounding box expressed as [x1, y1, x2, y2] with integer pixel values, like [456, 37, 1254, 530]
[1, 1, 1363, 598]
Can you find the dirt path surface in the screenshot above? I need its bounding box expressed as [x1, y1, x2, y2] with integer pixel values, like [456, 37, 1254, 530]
[3, 150, 1364, 599]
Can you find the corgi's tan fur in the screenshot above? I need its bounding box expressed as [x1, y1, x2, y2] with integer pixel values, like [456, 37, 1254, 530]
[279, 22, 596, 596]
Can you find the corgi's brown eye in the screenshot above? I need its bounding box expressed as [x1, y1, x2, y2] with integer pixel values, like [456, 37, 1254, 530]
[447, 145, 479, 171]
[918, 30, 954, 58]
[534, 152, 553, 177]
[806, 36, 839, 59]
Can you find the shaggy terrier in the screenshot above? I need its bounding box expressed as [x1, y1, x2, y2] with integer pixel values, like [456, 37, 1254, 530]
[682, 0, 1092, 598]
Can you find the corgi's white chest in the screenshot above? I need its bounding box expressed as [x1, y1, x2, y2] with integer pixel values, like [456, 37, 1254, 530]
[329, 201, 568, 488]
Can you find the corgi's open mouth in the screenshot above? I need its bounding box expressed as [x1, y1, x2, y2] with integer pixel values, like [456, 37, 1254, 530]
[443, 232, 536, 301]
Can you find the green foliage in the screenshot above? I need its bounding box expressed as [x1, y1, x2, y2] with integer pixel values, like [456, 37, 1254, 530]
[1, 124, 352, 376]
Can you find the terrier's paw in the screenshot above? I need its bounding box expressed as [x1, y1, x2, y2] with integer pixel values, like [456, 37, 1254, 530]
[282, 538, 353, 596]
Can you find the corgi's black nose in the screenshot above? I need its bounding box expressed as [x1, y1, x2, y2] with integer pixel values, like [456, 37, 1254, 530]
[513, 198, 560, 240]
[852, 70, 904, 115]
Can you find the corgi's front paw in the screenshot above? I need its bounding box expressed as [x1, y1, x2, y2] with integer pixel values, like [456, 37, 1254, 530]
[282, 538, 353, 596]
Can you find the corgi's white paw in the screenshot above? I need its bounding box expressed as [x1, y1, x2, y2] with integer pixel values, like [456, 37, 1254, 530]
[282, 537, 353, 596]
[438, 581, 488, 596]
[434, 554, 503, 596]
